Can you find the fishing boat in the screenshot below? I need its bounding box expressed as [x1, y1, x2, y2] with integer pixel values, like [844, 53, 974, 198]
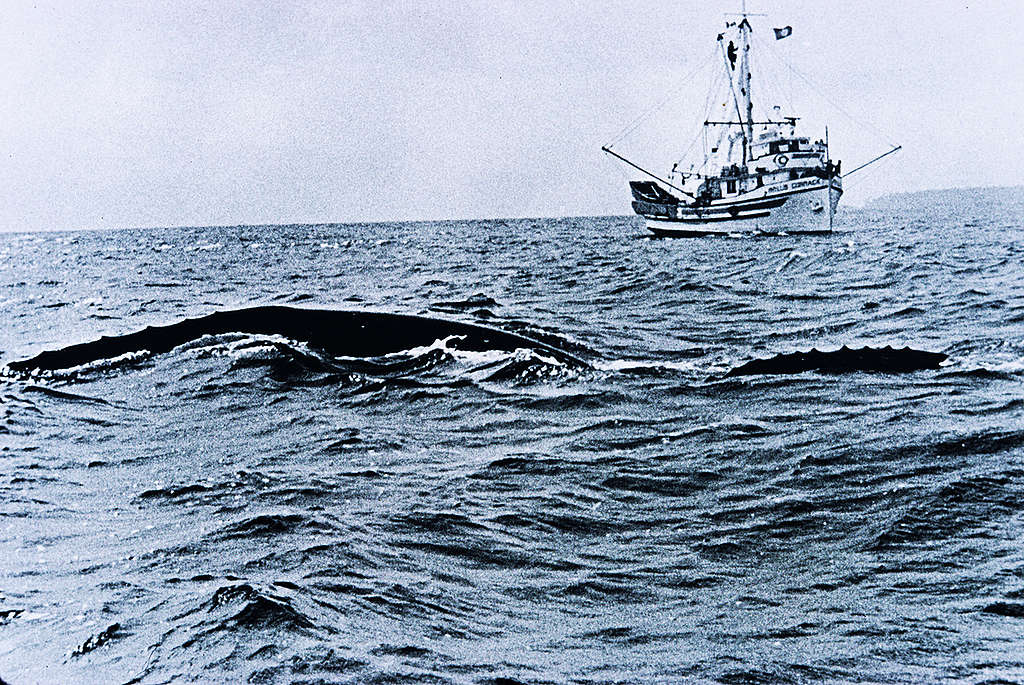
[603, 5, 899, 236]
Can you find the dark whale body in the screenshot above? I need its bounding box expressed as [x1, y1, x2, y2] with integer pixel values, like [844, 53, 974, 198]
[6, 307, 947, 380]
[726, 345, 947, 377]
[6, 306, 587, 373]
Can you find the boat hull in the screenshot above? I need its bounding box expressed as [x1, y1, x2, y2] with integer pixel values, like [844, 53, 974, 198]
[639, 181, 842, 236]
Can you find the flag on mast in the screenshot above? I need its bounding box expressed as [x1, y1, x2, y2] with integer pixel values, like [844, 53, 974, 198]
[773, 26, 793, 39]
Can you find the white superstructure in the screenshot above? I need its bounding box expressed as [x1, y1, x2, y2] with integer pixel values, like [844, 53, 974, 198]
[603, 4, 896, 236]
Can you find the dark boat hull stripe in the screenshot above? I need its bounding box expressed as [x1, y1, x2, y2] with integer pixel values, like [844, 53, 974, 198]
[632, 183, 842, 219]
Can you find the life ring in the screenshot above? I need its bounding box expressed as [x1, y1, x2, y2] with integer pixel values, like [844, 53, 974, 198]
[775, 154, 789, 167]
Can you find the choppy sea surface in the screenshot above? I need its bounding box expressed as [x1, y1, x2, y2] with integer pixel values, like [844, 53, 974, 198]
[1, 188, 1023, 684]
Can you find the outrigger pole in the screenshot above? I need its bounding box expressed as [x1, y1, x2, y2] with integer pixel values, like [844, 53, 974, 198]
[842, 145, 903, 179]
[601, 146, 697, 200]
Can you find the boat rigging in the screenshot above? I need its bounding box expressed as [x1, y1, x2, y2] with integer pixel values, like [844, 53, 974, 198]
[603, 3, 900, 236]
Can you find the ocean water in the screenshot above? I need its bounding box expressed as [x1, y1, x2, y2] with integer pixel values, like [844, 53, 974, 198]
[1, 188, 1023, 684]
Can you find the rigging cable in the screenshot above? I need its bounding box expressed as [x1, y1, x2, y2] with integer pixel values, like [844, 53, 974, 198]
[673, 65, 728, 177]
[751, 40, 794, 120]
[748, 30, 902, 189]
[752, 31, 899, 148]
[605, 45, 718, 150]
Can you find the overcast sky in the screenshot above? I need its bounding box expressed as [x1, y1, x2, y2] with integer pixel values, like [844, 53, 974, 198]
[2, 1, 1022, 232]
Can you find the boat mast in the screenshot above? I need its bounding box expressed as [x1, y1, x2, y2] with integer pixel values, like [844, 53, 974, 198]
[826, 126, 833, 232]
[738, 1, 754, 165]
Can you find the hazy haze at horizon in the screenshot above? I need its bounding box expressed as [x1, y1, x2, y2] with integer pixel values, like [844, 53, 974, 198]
[2, 0, 1022, 233]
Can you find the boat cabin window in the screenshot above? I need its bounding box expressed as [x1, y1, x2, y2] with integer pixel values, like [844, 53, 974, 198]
[726, 179, 737, 194]
[769, 140, 803, 154]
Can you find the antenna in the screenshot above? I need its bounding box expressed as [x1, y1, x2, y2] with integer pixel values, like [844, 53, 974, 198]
[726, 0, 765, 18]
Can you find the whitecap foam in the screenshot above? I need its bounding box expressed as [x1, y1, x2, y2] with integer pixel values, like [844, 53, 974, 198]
[14, 349, 154, 379]
[179, 333, 309, 361]
[776, 250, 806, 273]
[379, 334, 469, 360]
[975, 356, 1024, 374]
[594, 359, 702, 373]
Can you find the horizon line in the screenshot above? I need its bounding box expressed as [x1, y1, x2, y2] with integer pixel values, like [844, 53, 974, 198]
[2, 183, 1021, 236]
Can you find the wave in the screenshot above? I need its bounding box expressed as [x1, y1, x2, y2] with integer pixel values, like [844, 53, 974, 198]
[210, 513, 336, 541]
[205, 583, 315, 632]
[70, 623, 123, 658]
[474, 349, 579, 384]
[982, 602, 1024, 618]
[868, 468, 1022, 551]
[429, 292, 500, 311]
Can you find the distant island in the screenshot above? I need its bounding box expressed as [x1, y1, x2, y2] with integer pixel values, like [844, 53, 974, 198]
[867, 185, 1024, 211]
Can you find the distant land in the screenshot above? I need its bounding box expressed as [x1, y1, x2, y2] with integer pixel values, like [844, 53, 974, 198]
[866, 185, 1024, 211]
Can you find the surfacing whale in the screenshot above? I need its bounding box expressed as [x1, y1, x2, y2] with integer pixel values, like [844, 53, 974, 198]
[6, 306, 588, 373]
[726, 345, 947, 377]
